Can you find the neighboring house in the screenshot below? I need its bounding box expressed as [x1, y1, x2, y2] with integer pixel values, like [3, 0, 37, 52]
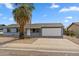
[2, 23, 64, 38]
[67, 22, 79, 35]
[0, 24, 5, 31]
[0, 24, 5, 34]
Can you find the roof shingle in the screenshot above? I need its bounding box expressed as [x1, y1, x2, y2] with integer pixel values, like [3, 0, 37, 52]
[2, 23, 64, 28]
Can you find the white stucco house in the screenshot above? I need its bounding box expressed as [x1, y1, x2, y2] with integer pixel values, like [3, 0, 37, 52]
[2, 23, 64, 38]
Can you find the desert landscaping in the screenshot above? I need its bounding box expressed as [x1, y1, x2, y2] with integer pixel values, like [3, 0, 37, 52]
[0, 3, 79, 56]
[0, 36, 79, 56]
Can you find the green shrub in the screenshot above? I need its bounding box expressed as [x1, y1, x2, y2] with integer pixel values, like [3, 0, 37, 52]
[64, 29, 69, 36]
[74, 30, 79, 38]
[70, 31, 75, 36]
[64, 29, 75, 36]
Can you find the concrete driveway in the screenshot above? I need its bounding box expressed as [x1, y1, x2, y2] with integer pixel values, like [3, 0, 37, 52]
[1, 38, 79, 52]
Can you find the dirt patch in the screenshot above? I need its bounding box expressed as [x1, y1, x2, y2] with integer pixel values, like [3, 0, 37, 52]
[0, 37, 16, 44]
[64, 36, 79, 45]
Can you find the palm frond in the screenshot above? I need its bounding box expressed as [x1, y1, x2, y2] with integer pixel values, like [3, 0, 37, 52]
[12, 3, 35, 26]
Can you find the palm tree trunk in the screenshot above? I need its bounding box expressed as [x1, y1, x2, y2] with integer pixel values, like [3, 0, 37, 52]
[19, 26, 24, 39]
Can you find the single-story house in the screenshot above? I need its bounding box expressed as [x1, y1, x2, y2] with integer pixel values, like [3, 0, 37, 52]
[67, 22, 79, 35]
[2, 23, 64, 38]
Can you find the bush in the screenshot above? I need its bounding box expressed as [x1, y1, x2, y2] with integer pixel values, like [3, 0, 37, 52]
[64, 29, 75, 36]
[74, 30, 79, 38]
[70, 31, 75, 36]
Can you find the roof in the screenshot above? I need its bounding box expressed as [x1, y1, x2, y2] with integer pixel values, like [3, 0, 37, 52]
[8, 24, 19, 27]
[0, 24, 6, 29]
[74, 22, 79, 26]
[26, 23, 63, 28]
[67, 22, 79, 30]
[2, 23, 64, 28]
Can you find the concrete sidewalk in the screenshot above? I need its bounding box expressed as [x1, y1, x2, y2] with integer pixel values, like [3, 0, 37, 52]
[0, 48, 79, 56]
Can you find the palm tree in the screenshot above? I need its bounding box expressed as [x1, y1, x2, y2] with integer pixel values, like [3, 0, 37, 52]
[12, 3, 35, 39]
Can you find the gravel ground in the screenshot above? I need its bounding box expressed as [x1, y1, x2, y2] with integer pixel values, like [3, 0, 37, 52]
[0, 37, 15, 44]
[64, 36, 79, 45]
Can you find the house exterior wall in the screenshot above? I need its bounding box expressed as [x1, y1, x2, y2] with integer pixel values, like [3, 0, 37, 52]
[10, 28, 17, 32]
[3, 28, 7, 33]
[3, 28, 19, 37]
[26, 29, 30, 36]
[68, 24, 79, 35]
[3, 32, 19, 36]
[68, 24, 79, 32]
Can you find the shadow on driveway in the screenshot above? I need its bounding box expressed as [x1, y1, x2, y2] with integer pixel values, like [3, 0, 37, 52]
[9, 38, 37, 44]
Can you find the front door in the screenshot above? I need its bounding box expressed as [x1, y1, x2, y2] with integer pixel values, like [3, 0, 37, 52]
[31, 29, 41, 37]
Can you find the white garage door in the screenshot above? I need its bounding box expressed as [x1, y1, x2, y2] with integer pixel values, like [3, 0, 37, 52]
[42, 28, 62, 36]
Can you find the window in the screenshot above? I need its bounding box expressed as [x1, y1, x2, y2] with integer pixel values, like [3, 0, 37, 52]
[32, 29, 40, 33]
[32, 29, 35, 32]
[0, 29, 2, 30]
[7, 28, 10, 32]
[36, 29, 40, 32]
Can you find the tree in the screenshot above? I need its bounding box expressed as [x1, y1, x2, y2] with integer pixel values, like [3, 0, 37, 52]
[12, 3, 35, 39]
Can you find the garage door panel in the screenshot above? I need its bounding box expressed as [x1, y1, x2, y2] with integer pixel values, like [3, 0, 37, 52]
[42, 28, 62, 36]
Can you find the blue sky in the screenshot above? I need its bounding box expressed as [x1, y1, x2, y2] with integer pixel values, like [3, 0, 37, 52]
[0, 3, 79, 28]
